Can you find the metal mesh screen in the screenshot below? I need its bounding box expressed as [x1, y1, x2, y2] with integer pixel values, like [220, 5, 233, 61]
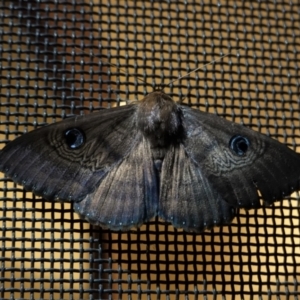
[0, 0, 300, 299]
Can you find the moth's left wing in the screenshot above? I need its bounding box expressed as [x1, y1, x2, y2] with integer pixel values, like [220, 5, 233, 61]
[74, 137, 158, 231]
[0, 105, 140, 202]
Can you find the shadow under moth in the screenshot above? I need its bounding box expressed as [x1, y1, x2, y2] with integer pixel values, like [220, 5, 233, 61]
[0, 89, 300, 232]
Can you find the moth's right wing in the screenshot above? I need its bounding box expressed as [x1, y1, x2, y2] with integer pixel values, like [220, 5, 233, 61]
[159, 143, 236, 233]
[180, 105, 300, 208]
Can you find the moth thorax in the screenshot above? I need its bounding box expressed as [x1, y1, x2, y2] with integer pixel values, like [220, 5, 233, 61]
[137, 91, 184, 147]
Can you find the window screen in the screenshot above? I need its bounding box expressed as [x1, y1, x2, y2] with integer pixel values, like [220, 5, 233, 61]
[0, 1, 300, 299]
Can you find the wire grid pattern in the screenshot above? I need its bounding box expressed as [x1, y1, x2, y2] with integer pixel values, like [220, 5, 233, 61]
[0, 0, 300, 299]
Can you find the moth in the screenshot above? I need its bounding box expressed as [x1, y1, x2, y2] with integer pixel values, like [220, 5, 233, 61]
[0, 90, 300, 232]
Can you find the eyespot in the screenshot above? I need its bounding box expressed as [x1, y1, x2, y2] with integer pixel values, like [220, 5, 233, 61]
[64, 128, 85, 149]
[229, 135, 250, 156]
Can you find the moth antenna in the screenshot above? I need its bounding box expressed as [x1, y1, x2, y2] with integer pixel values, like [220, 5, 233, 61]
[74, 47, 149, 86]
[160, 52, 234, 92]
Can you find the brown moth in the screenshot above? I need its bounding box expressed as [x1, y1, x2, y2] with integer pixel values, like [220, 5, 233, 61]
[0, 87, 300, 232]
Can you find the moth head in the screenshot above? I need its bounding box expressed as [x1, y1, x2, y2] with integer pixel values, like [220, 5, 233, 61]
[137, 91, 184, 146]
